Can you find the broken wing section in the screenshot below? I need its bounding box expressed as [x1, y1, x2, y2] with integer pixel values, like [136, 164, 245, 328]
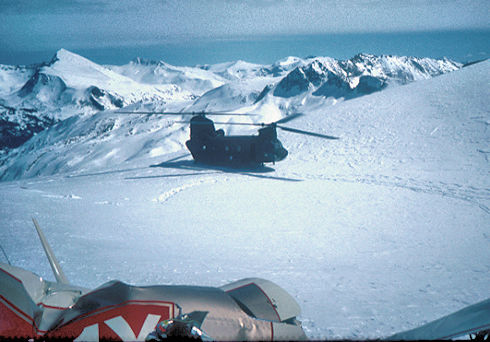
[221, 277, 306, 340]
[387, 298, 490, 340]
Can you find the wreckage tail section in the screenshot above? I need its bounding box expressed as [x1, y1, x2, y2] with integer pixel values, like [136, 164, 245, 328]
[32, 218, 69, 285]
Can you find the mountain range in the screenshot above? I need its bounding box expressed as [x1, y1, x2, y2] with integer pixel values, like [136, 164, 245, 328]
[0, 49, 461, 154]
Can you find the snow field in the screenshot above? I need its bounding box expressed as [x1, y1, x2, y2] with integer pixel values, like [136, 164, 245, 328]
[0, 170, 487, 339]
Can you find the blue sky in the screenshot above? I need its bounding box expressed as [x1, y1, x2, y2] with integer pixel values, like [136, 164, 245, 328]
[0, 0, 489, 65]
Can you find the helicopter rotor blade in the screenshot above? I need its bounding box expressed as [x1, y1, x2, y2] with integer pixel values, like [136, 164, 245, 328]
[172, 113, 304, 127]
[274, 113, 304, 125]
[173, 121, 267, 127]
[115, 111, 257, 116]
[164, 112, 338, 140]
[207, 113, 304, 125]
[276, 125, 339, 140]
[175, 120, 339, 139]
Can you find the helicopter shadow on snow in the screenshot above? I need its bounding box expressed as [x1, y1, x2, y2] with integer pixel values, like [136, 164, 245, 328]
[127, 154, 303, 182]
[65, 155, 300, 182]
[67, 166, 149, 178]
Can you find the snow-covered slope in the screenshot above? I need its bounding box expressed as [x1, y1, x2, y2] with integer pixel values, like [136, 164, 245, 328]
[0, 59, 487, 340]
[198, 60, 272, 80]
[0, 64, 36, 97]
[271, 54, 461, 99]
[187, 79, 273, 112]
[13, 49, 191, 114]
[0, 50, 193, 151]
[109, 58, 226, 95]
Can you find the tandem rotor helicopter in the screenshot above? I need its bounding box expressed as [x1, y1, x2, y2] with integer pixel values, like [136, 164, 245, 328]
[116, 111, 339, 167]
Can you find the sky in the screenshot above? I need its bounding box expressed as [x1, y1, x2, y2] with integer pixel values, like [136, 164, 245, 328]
[0, 0, 489, 65]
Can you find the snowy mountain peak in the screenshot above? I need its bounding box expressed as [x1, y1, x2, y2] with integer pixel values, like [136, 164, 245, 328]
[130, 57, 157, 65]
[17, 49, 191, 108]
[43, 49, 131, 88]
[269, 53, 461, 100]
[50, 48, 93, 66]
[129, 57, 172, 69]
[343, 53, 461, 82]
[274, 56, 304, 68]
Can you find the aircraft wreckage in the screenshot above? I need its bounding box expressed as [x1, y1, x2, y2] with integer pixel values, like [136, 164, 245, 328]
[0, 219, 488, 340]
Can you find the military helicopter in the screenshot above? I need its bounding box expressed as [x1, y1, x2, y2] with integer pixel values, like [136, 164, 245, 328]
[117, 111, 339, 167]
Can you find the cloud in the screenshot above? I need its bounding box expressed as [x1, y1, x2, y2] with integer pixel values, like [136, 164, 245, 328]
[0, 0, 488, 53]
[0, 0, 108, 14]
